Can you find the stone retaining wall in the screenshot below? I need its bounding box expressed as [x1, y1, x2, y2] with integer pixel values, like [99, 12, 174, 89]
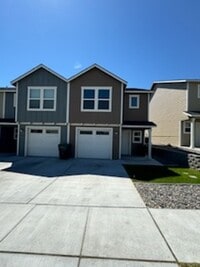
[152, 145, 200, 171]
[188, 154, 200, 171]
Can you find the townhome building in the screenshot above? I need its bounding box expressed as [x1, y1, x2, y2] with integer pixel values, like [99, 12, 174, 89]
[0, 87, 17, 153]
[150, 80, 200, 150]
[1, 64, 155, 159]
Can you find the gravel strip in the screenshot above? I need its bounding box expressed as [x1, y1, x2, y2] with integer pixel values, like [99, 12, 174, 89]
[135, 183, 200, 209]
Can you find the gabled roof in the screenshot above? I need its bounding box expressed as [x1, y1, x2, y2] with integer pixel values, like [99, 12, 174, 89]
[11, 64, 68, 85]
[68, 63, 127, 84]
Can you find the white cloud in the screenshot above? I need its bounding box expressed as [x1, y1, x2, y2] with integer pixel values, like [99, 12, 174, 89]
[74, 62, 82, 69]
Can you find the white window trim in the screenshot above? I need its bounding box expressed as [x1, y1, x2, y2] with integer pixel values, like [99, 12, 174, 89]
[27, 86, 57, 111]
[198, 84, 200, 98]
[129, 95, 140, 109]
[132, 130, 142, 143]
[183, 121, 191, 134]
[81, 86, 112, 112]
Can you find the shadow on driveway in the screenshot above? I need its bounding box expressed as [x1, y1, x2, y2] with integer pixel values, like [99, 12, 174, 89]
[0, 155, 128, 178]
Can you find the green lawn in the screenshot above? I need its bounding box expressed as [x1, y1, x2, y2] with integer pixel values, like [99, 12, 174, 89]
[124, 165, 200, 183]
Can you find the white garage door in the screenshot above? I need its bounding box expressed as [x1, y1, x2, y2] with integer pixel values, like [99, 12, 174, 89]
[76, 128, 112, 159]
[27, 127, 60, 157]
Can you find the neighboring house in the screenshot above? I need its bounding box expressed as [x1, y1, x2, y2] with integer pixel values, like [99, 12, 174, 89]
[1, 63, 155, 159]
[150, 80, 200, 149]
[0, 87, 17, 153]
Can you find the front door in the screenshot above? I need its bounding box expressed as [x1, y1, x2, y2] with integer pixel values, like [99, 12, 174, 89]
[132, 130, 143, 156]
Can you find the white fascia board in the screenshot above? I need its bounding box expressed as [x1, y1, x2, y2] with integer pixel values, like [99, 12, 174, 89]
[68, 63, 127, 84]
[11, 64, 68, 85]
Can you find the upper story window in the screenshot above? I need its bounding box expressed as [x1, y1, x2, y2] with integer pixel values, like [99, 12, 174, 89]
[129, 95, 140, 109]
[27, 87, 56, 111]
[81, 87, 112, 112]
[198, 85, 200, 98]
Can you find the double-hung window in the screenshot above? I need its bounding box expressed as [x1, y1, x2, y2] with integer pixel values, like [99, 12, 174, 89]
[184, 121, 191, 134]
[129, 95, 140, 109]
[81, 87, 112, 111]
[28, 87, 56, 111]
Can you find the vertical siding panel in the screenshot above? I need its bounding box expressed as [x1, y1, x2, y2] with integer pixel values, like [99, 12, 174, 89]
[17, 68, 67, 123]
[5, 93, 15, 119]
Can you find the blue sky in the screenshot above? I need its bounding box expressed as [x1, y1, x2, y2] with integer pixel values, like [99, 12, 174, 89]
[1, 0, 200, 88]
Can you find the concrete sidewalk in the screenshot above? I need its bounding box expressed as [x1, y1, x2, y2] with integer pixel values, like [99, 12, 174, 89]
[0, 158, 199, 266]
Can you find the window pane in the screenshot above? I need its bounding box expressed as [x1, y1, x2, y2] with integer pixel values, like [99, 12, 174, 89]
[29, 100, 40, 109]
[131, 97, 138, 107]
[98, 89, 110, 99]
[96, 131, 109, 135]
[30, 129, 43, 133]
[30, 89, 40, 98]
[46, 129, 58, 134]
[83, 100, 95, 109]
[80, 131, 93, 135]
[44, 89, 54, 99]
[98, 100, 109, 110]
[84, 89, 95, 99]
[134, 137, 141, 142]
[43, 100, 54, 109]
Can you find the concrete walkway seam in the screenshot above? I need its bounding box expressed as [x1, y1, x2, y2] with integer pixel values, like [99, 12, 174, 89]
[77, 207, 90, 267]
[0, 205, 36, 243]
[147, 208, 178, 264]
[27, 178, 58, 204]
[0, 251, 178, 265]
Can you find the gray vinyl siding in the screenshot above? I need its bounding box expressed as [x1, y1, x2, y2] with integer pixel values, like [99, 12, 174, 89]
[0, 93, 3, 118]
[60, 126, 67, 143]
[69, 68, 122, 124]
[188, 82, 200, 111]
[123, 93, 148, 122]
[17, 68, 67, 123]
[18, 125, 25, 156]
[5, 92, 15, 119]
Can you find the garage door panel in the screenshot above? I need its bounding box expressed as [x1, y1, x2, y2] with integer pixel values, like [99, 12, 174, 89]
[27, 127, 60, 157]
[76, 128, 112, 159]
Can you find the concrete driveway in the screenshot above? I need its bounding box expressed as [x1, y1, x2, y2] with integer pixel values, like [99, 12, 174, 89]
[0, 156, 199, 266]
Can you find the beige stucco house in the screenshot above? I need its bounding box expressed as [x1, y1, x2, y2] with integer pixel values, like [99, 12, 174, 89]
[150, 80, 200, 149]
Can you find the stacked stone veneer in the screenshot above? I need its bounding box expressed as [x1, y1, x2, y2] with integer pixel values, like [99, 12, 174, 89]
[152, 145, 200, 171]
[188, 154, 200, 171]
